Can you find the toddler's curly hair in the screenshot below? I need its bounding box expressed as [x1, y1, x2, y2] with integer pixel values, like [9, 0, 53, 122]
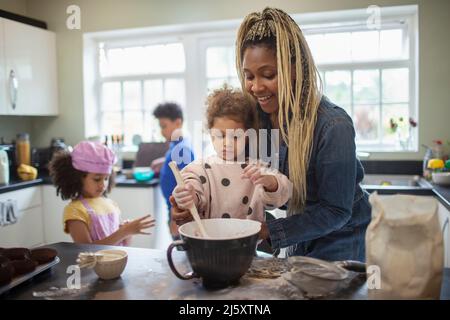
[206, 84, 256, 130]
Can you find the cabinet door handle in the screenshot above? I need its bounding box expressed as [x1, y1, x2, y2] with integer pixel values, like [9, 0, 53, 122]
[443, 217, 449, 235]
[9, 70, 19, 110]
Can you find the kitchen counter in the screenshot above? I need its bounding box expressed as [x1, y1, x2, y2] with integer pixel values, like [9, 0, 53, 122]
[0, 174, 159, 195]
[0, 177, 44, 194]
[1, 173, 448, 209]
[1, 242, 449, 300]
[363, 181, 450, 210]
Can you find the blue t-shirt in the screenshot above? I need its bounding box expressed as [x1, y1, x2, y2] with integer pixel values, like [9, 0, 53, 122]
[159, 137, 195, 217]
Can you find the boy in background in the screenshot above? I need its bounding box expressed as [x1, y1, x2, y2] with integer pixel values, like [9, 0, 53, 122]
[151, 102, 194, 239]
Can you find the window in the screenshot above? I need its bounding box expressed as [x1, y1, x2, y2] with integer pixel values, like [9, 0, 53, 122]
[97, 42, 186, 145]
[306, 18, 417, 151]
[85, 5, 418, 153]
[206, 45, 239, 92]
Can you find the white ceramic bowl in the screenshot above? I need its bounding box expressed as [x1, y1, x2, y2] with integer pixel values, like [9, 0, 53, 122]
[432, 172, 450, 186]
[94, 249, 128, 280]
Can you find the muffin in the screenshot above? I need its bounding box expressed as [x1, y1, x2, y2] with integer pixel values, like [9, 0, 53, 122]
[0, 256, 14, 286]
[10, 258, 37, 277]
[3, 248, 31, 261]
[30, 248, 58, 265]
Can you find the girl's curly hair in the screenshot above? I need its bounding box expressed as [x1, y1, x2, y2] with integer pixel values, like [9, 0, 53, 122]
[48, 150, 115, 200]
[206, 84, 256, 130]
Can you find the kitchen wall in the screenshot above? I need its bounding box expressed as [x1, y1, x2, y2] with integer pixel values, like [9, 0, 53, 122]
[1, 0, 449, 159]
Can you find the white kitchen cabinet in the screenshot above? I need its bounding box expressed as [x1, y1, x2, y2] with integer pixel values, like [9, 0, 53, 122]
[0, 17, 58, 115]
[40, 185, 72, 244]
[0, 186, 45, 248]
[0, 19, 7, 114]
[437, 201, 450, 268]
[110, 186, 170, 250]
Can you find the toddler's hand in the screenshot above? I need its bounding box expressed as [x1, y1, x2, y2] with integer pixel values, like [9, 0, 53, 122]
[120, 219, 132, 245]
[120, 214, 155, 237]
[173, 183, 196, 209]
[241, 163, 278, 192]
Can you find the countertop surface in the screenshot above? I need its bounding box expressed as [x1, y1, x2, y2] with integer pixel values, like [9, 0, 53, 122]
[0, 173, 449, 209]
[1, 242, 449, 300]
[0, 174, 159, 194]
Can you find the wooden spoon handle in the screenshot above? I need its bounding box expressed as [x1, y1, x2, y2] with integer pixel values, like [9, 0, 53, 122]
[168, 161, 210, 238]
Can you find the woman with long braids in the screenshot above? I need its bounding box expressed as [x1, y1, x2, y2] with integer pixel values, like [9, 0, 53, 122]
[235, 7, 371, 261]
[171, 7, 371, 262]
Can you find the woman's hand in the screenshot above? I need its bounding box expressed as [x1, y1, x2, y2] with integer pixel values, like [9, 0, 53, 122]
[170, 196, 192, 226]
[172, 183, 196, 209]
[241, 163, 278, 192]
[258, 221, 270, 240]
[119, 214, 155, 237]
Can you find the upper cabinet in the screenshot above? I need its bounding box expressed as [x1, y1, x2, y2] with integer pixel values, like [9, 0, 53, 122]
[0, 17, 58, 116]
[0, 19, 7, 113]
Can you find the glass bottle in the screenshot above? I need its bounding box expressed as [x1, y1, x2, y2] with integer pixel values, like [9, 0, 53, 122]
[16, 133, 31, 166]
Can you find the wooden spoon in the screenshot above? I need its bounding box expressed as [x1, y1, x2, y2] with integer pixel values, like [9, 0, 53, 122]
[169, 161, 210, 239]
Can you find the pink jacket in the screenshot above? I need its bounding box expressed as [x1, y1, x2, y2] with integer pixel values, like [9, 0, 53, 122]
[180, 156, 292, 222]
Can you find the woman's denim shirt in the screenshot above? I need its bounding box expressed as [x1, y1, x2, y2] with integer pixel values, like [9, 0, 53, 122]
[260, 97, 371, 252]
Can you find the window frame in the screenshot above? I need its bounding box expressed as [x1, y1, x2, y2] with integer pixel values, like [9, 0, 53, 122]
[83, 5, 418, 153]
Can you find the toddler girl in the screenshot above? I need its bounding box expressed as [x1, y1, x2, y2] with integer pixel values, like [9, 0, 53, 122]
[172, 86, 292, 223]
[49, 141, 154, 245]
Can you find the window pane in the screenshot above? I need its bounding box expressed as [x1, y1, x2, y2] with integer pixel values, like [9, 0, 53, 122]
[340, 104, 352, 116]
[102, 112, 122, 135]
[382, 104, 410, 145]
[324, 70, 351, 105]
[144, 112, 164, 142]
[165, 43, 186, 73]
[351, 31, 379, 61]
[380, 29, 404, 59]
[207, 47, 230, 78]
[323, 32, 351, 62]
[353, 70, 380, 104]
[124, 111, 144, 144]
[101, 82, 121, 111]
[164, 78, 185, 106]
[354, 104, 379, 141]
[306, 34, 327, 64]
[123, 81, 141, 110]
[123, 46, 147, 74]
[107, 48, 129, 76]
[229, 77, 241, 89]
[102, 43, 185, 77]
[207, 78, 228, 92]
[146, 43, 185, 74]
[144, 80, 163, 110]
[382, 68, 409, 103]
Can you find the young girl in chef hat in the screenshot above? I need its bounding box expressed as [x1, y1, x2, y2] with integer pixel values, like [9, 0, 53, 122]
[49, 141, 155, 246]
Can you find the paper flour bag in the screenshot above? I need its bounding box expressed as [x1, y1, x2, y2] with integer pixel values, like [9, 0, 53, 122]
[366, 193, 443, 299]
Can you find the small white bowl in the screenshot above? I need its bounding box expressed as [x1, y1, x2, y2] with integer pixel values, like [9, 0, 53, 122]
[432, 172, 450, 186]
[94, 249, 128, 280]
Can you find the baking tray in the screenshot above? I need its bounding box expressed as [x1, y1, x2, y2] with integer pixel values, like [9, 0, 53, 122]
[0, 256, 60, 296]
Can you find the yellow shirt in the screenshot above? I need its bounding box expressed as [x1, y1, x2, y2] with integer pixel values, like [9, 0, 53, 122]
[63, 197, 121, 233]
